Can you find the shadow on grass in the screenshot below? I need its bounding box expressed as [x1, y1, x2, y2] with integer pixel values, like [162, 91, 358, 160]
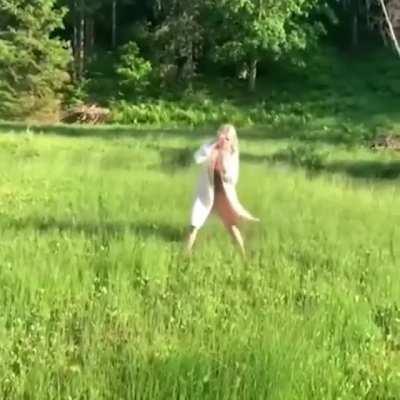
[0, 120, 367, 145]
[327, 160, 400, 180]
[241, 151, 400, 181]
[0, 121, 208, 141]
[240, 153, 270, 164]
[3, 216, 184, 243]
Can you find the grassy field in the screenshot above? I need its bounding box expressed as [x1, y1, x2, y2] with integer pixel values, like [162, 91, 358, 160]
[0, 124, 400, 399]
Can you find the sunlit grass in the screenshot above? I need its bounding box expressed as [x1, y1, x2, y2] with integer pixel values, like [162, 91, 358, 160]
[0, 128, 399, 399]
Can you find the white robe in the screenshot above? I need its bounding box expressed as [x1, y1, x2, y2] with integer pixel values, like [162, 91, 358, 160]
[190, 141, 258, 228]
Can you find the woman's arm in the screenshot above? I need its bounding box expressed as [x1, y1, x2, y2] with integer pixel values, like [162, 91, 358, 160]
[194, 141, 216, 164]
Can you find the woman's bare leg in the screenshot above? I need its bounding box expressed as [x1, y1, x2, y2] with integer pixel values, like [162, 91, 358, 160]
[226, 224, 246, 258]
[185, 226, 199, 255]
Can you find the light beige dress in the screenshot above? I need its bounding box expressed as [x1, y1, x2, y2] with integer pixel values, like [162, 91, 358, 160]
[190, 141, 258, 228]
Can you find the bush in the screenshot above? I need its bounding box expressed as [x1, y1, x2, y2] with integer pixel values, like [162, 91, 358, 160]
[116, 42, 152, 94]
[272, 144, 327, 171]
[110, 94, 298, 127]
[0, 0, 71, 120]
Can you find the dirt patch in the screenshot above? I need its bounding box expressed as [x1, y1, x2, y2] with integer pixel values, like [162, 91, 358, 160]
[370, 135, 400, 151]
[62, 104, 110, 124]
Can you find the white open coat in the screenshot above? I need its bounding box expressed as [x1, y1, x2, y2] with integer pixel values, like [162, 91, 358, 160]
[190, 141, 258, 228]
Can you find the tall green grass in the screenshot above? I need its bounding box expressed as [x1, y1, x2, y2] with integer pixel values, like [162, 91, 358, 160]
[0, 129, 399, 399]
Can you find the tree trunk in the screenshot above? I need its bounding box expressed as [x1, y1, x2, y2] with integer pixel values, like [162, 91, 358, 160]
[72, 0, 78, 81]
[365, 0, 371, 30]
[85, 16, 94, 59]
[378, 0, 400, 57]
[78, 0, 85, 80]
[112, 0, 117, 48]
[248, 59, 257, 92]
[352, 13, 358, 48]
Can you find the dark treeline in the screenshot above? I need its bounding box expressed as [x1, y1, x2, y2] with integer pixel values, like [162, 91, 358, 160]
[0, 0, 397, 120]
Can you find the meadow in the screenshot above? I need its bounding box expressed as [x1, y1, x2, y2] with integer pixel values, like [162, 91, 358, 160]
[0, 120, 400, 399]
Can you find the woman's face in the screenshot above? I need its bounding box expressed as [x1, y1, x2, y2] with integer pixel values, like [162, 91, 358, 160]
[217, 132, 232, 151]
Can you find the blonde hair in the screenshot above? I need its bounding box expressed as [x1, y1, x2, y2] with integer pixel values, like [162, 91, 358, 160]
[217, 124, 239, 153]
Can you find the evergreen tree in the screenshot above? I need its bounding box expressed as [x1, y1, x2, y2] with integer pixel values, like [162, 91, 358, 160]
[0, 0, 71, 118]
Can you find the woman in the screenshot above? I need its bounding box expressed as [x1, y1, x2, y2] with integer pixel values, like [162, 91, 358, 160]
[186, 124, 259, 256]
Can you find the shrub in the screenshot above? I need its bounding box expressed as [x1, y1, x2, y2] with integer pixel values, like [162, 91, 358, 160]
[116, 42, 152, 94]
[272, 144, 327, 171]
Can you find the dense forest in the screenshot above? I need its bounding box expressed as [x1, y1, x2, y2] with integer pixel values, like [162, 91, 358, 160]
[0, 0, 399, 122]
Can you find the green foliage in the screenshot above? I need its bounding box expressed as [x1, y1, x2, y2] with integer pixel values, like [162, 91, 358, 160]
[116, 42, 152, 93]
[153, 0, 205, 81]
[272, 143, 327, 171]
[110, 96, 268, 126]
[210, 0, 326, 89]
[0, 0, 71, 119]
[107, 47, 400, 132]
[0, 0, 394, 123]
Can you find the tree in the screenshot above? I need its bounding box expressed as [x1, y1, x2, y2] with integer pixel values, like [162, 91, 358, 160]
[153, 0, 205, 82]
[210, 0, 325, 91]
[116, 41, 152, 92]
[0, 0, 71, 118]
[67, 0, 100, 81]
[64, 0, 139, 81]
